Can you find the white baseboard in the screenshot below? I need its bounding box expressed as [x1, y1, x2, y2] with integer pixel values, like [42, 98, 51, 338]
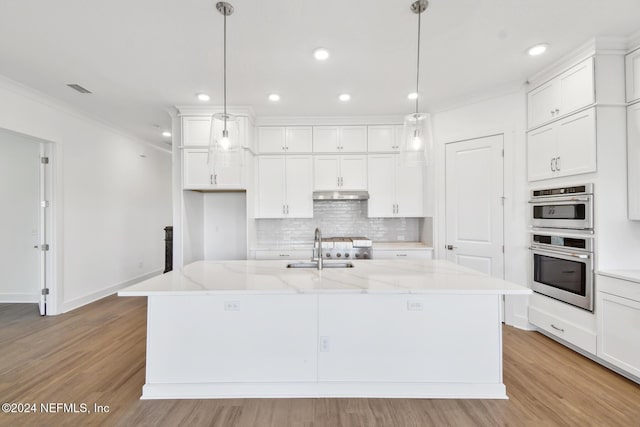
[61, 269, 162, 313]
[0, 293, 39, 303]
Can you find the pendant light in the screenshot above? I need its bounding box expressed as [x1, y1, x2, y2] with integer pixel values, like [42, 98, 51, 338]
[402, 0, 433, 166]
[209, 1, 239, 170]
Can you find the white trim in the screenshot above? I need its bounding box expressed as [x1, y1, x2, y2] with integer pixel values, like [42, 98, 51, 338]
[60, 269, 163, 314]
[430, 82, 525, 115]
[254, 115, 404, 126]
[176, 105, 255, 122]
[0, 293, 39, 303]
[626, 30, 640, 52]
[0, 74, 169, 153]
[140, 382, 507, 400]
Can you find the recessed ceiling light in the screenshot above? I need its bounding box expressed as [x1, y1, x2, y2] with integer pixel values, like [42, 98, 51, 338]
[162, 131, 172, 138]
[313, 48, 330, 61]
[408, 92, 418, 100]
[197, 93, 210, 101]
[339, 94, 351, 102]
[527, 43, 549, 56]
[268, 93, 280, 102]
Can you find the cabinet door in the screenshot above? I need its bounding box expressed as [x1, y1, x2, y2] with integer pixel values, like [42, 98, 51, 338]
[628, 103, 640, 220]
[339, 126, 367, 152]
[258, 127, 286, 153]
[286, 127, 313, 153]
[340, 155, 367, 190]
[183, 149, 212, 189]
[313, 127, 340, 152]
[527, 125, 557, 181]
[314, 155, 340, 190]
[558, 57, 595, 117]
[528, 80, 559, 129]
[213, 151, 244, 189]
[395, 157, 424, 217]
[285, 156, 314, 218]
[367, 155, 396, 217]
[555, 108, 596, 178]
[257, 156, 286, 218]
[597, 291, 640, 378]
[182, 116, 212, 146]
[368, 125, 397, 152]
[627, 49, 640, 103]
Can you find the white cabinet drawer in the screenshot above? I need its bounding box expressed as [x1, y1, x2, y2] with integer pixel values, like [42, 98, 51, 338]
[374, 249, 433, 259]
[254, 249, 312, 260]
[529, 305, 597, 354]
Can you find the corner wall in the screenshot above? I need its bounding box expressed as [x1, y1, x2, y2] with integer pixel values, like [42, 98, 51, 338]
[0, 75, 172, 314]
[431, 90, 532, 329]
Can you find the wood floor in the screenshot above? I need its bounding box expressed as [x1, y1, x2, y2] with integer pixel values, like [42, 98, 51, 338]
[1, 296, 639, 427]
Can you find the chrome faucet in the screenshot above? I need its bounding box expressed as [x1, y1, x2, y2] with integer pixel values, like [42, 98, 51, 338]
[314, 227, 323, 270]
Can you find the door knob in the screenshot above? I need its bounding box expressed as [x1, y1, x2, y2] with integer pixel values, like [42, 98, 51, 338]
[446, 245, 458, 250]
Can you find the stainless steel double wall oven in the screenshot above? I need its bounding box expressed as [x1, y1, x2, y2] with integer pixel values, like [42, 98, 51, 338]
[529, 184, 594, 311]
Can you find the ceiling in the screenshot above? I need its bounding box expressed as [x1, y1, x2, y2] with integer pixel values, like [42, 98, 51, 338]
[0, 0, 639, 147]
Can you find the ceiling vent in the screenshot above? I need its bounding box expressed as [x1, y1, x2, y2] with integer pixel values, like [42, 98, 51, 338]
[66, 84, 92, 94]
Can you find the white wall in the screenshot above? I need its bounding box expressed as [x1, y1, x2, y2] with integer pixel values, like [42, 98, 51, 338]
[431, 90, 532, 329]
[204, 192, 247, 260]
[0, 129, 41, 302]
[0, 75, 172, 314]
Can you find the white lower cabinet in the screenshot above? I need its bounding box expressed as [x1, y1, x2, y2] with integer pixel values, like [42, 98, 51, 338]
[528, 294, 597, 354]
[367, 154, 423, 217]
[183, 148, 244, 190]
[257, 155, 313, 218]
[597, 275, 640, 378]
[254, 249, 312, 260]
[313, 155, 367, 191]
[317, 294, 501, 383]
[527, 108, 596, 181]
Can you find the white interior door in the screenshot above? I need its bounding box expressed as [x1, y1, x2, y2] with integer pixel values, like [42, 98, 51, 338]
[0, 129, 42, 310]
[445, 134, 504, 278]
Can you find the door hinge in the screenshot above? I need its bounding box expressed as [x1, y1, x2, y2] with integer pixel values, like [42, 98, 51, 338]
[502, 245, 505, 253]
[501, 149, 504, 157]
[41, 244, 50, 251]
[41, 157, 49, 164]
[41, 288, 50, 295]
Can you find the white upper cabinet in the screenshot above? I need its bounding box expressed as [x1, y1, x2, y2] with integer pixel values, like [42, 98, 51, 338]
[256, 155, 313, 218]
[527, 57, 595, 129]
[258, 127, 313, 153]
[368, 154, 423, 217]
[183, 148, 244, 190]
[314, 155, 367, 191]
[527, 108, 596, 181]
[628, 102, 640, 220]
[368, 125, 400, 152]
[182, 116, 213, 146]
[313, 126, 367, 153]
[626, 48, 640, 103]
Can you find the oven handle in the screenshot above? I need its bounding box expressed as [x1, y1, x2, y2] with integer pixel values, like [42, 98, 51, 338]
[528, 246, 590, 259]
[528, 197, 591, 203]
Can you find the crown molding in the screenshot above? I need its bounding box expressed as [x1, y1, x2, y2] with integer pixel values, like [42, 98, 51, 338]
[628, 29, 640, 52]
[175, 105, 256, 123]
[254, 115, 405, 126]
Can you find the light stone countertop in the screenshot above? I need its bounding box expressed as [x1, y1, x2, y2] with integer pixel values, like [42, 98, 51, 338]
[119, 259, 531, 296]
[597, 270, 640, 284]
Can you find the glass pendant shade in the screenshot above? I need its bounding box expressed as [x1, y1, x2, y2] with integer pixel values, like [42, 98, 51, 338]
[401, 112, 433, 166]
[208, 113, 240, 171]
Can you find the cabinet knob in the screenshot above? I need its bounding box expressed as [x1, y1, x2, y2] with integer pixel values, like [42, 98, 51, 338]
[555, 108, 560, 114]
[550, 110, 555, 116]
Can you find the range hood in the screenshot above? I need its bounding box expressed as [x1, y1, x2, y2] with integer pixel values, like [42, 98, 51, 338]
[313, 191, 369, 201]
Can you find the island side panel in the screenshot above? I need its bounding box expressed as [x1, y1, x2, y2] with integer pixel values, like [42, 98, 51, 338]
[145, 294, 318, 385]
[318, 294, 503, 385]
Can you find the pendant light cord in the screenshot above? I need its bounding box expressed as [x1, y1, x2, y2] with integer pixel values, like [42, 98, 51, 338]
[414, 8, 421, 115]
[223, 11, 228, 133]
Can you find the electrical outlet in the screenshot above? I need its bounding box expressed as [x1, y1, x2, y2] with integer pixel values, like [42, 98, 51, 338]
[407, 300, 423, 311]
[319, 336, 330, 352]
[224, 301, 240, 311]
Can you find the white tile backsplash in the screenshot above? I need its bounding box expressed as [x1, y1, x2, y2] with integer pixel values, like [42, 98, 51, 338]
[256, 200, 422, 248]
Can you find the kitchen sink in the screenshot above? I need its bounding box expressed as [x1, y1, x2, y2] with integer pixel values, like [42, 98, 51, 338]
[286, 261, 354, 269]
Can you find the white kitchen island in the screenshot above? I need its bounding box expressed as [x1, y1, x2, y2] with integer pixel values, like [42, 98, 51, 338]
[118, 259, 530, 400]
